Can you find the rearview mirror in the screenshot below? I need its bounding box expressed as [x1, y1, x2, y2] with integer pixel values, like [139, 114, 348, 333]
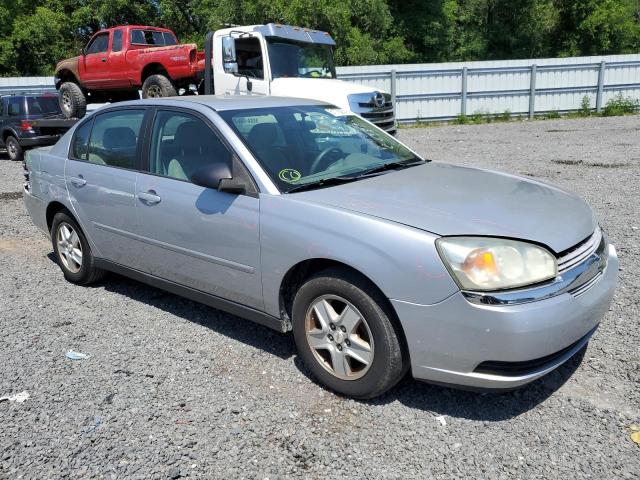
[191, 162, 245, 194]
[222, 36, 238, 74]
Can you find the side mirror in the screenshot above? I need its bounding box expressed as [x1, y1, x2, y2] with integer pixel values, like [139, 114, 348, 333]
[190, 162, 246, 194]
[222, 36, 238, 74]
[79, 47, 86, 56]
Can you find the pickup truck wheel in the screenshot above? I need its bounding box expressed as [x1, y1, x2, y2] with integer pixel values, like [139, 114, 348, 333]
[51, 211, 106, 285]
[59, 82, 87, 119]
[142, 74, 177, 99]
[292, 268, 407, 399]
[5, 136, 23, 162]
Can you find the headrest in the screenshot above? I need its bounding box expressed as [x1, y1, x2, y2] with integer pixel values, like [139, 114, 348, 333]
[174, 120, 211, 150]
[247, 123, 278, 148]
[103, 127, 136, 149]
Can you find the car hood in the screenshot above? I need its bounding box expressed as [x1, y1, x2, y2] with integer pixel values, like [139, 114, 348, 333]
[270, 78, 384, 109]
[294, 162, 596, 253]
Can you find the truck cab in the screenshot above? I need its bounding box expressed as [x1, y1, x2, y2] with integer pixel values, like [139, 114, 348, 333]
[207, 24, 396, 134]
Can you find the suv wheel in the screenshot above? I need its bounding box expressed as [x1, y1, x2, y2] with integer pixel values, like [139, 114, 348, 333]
[142, 74, 177, 99]
[292, 268, 407, 399]
[58, 82, 87, 119]
[51, 211, 105, 285]
[5, 136, 23, 162]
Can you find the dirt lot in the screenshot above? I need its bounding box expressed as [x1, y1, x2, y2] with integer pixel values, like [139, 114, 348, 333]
[1, 116, 638, 479]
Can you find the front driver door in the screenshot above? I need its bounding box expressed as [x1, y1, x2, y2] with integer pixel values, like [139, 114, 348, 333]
[134, 108, 263, 310]
[81, 32, 110, 88]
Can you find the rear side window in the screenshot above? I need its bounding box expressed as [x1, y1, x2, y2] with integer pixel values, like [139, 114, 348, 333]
[71, 119, 93, 161]
[86, 33, 109, 54]
[112, 30, 123, 52]
[7, 97, 25, 116]
[131, 29, 177, 46]
[87, 110, 145, 169]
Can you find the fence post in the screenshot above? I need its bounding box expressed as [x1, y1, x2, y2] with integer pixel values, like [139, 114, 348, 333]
[596, 60, 606, 113]
[529, 64, 537, 120]
[390, 69, 397, 119]
[461, 67, 468, 116]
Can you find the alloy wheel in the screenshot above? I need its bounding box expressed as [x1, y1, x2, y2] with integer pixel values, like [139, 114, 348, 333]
[6, 139, 17, 159]
[147, 85, 162, 98]
[56, 222, 83, 273]
[305, 295, 375, 380]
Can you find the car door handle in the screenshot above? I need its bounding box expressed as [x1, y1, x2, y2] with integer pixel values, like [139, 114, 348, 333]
[101, 58, 107, 62]
[69, 176, 87, 187]
[137, 191, 161, 205]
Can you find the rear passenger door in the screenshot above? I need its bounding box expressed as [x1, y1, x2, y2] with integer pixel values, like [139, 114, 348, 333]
[66, 108, 149, 267]
[134, 108, 263, 310]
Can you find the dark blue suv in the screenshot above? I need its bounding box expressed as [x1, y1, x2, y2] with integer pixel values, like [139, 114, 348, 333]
[1, 94, 75, 162]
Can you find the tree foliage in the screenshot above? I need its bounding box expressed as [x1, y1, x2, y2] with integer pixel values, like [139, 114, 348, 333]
[1, 0, 639, 75]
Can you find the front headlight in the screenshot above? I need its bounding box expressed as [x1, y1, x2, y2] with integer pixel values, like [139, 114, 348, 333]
[436, 237, 557, 291]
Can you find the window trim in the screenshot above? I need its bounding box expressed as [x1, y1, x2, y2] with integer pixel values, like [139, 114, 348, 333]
[141, 106, 259, 197]
[67, 106, 152, 172]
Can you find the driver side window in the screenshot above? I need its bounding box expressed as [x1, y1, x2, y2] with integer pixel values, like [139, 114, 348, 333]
[86, 33, 110, 55]
[234, 37, 264, 80]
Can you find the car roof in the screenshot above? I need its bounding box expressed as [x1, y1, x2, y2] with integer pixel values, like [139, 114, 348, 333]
[137, 95, 332, 111]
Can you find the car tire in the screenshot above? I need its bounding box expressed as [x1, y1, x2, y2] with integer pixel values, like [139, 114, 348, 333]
[142, 74, 177, 99]
[5, 136, 23, 162]
[292, 268, 407, 399]
[51, 211, 106, 285]
[58, 82, 87, 119]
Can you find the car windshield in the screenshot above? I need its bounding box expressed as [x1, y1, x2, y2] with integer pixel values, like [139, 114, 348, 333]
[26, 96, 61, 116]
[219, 105, 424, 193]
[267, 40, 336, 79]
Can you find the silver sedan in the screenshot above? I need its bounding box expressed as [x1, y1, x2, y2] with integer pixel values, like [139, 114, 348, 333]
[23, 96, 618, 398]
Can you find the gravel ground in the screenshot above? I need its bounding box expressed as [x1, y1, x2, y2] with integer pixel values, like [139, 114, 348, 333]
[1, 115, 638, 479]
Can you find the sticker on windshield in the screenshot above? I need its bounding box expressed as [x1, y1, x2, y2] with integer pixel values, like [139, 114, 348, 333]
[278, 168, 302, 184]
[325, 108, 351, 117]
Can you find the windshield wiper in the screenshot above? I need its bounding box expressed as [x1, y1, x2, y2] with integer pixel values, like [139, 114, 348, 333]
[354, 158, 427, 178]
[286, 175, 360, 193]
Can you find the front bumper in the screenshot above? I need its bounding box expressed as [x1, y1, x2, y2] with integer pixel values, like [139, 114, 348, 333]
[394, 244, 618, 390]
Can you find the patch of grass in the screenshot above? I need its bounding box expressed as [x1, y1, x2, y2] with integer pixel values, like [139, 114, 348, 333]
[578, 95, 592, 117]
[543, 110, 562, 119]
[603, 93, 640, 117]
[453, 114, 470, 125]
[495, 110, 512, 122]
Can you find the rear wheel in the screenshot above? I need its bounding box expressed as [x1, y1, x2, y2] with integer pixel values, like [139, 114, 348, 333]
[142, 74, 177, 99]
[58, 82, 87, 119]
[292, 268, 407, 399]
[51, 211, 105, 285]
[5, 136, 23, 162]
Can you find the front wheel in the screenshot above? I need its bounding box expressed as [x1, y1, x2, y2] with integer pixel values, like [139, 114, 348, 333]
[142, 74, 177, 99]
[292, 268, 407, 399]
[58, 82, 87, 119]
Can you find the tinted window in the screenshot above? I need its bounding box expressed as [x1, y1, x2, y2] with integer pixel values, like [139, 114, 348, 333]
[131, 29, 177, 46]
[71, 119, 93, 161]
[149, 111, 232, 181]
[87, 110, 145, 168]
[235, 37, 264, 80]
[112, 30, 123, 52]
[86, 33, 109, 54]
[26, 96, 61, 116]
[7, 98, 24, 116]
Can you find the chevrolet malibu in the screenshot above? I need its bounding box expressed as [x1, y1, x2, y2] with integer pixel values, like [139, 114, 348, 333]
[23, 96, 618, 399]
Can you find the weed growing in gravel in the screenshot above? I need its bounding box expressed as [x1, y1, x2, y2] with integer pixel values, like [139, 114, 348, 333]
[579, 95, 592, 116]
[603, 93, 640, 116]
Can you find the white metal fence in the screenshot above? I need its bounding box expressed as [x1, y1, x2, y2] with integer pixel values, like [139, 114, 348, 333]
[3, 53, 640, 123]
[337, 54, 640, 123]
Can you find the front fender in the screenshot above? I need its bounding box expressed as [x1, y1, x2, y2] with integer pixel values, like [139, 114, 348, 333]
[259, 195, 459, 318]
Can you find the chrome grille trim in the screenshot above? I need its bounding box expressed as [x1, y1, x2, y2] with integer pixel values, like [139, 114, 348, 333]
[558, 228, 602, 273]
[569, 271, 603, 297]
[348, 92, 396, 133]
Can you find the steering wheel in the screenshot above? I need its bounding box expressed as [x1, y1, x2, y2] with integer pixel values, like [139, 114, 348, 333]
[310, 147, 345, 174]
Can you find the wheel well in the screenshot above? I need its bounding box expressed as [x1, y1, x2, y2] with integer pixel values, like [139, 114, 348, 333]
[141, 63, 170, 84]
[278, 259, 409, 356]
[56, 69, 79, 88]
[2, 129, 15, 142]
[46, 202, 71, 232]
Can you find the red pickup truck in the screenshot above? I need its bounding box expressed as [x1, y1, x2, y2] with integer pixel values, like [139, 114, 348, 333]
[54, 25, 205, 118]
